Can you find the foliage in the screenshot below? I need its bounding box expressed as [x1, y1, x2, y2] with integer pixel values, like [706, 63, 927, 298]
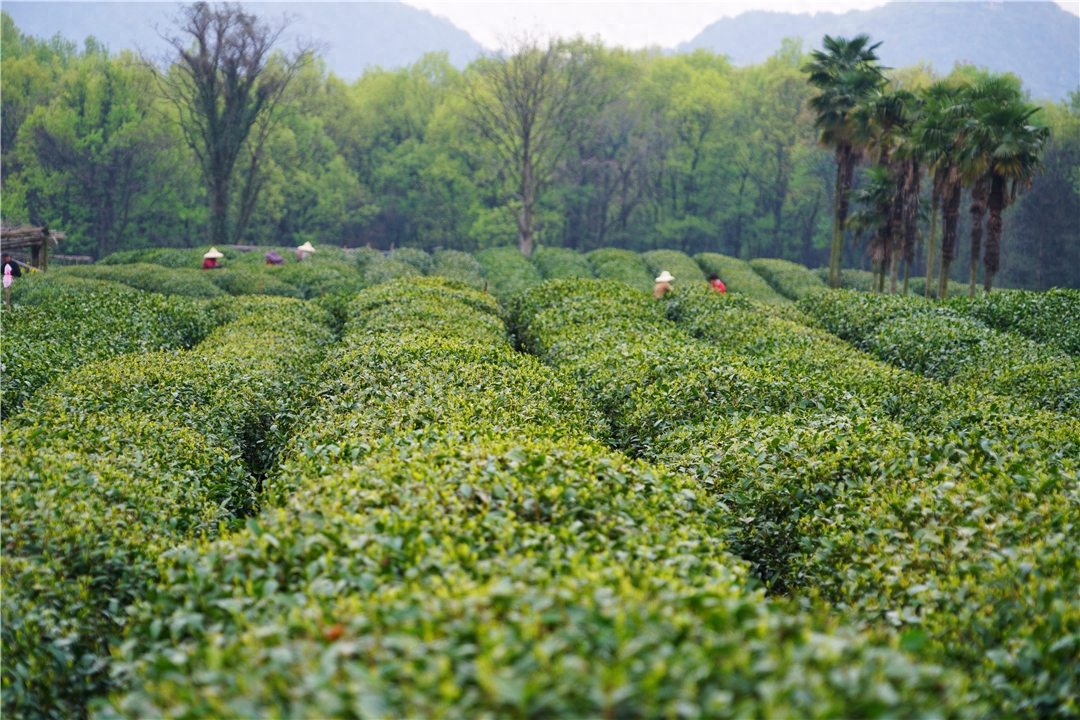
[696, 252, 788, 302]
[1, 293, 333, 718]
[585, 247, 653, 293]
[361, 257, 421, 287]
[474, 246, 541, 298]
[514, 278, 1080, 716]
[749, 257, 828, 299]
[430, 249, 485, 288]
[947, 288, 1080, 356]
[531, 246, 594, 279]
[57, 263, 225, 298]
[99, 277, 973, 719]
[1, 274, 213, 414]
[205, 268, 301, 298]
[389, 246, 433, 273]
[800, 290, 1080, 412]
[641, 249, 706, 284]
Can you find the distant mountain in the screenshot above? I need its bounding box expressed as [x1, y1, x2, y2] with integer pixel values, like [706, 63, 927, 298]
[678, 1, 1079, 101]
[1, 1, 484, 77]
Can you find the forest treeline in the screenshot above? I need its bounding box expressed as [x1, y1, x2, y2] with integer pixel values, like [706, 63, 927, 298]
[1, 7, 1077, 289]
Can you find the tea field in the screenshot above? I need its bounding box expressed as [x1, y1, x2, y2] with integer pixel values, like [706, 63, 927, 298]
[2, 245, 1078, 719]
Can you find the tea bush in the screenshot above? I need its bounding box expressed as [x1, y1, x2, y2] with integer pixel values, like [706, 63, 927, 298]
[475, 246, 541, 298]
[801, 290, 1080, 413]
[101, 278, 971, 719]
[431, 249, 485, 288]
[361, 257, 421, 286]
[269, 260, 368, 298]
[389, 246, 434, 274]
[59, 263, 225, 298]
[641, 248, 706, 283]
[513, 279, 1080, 716]
[749, 258, 828, 300]
[695, 252, 788, 302]
[1, 294, 334, 719]
[206, 268, 302, 298]
[1, 275, 214, 414]
[586, 247, 654, 293]
[947, 287, 1080, 356]
[531, 246, 595, 279]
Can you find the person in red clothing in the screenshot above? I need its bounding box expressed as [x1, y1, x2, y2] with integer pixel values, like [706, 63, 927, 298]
[202, 247, 223, 269]
[708, 273, 726, 293]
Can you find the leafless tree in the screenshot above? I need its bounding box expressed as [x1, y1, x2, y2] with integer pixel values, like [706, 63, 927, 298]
[460, 35, 598, 256]
[151, 2, 311, 244]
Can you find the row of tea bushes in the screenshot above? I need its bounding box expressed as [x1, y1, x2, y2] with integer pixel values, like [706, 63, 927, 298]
[1, 295, 335, 719]
[1, 274, 215, 415]
[674, 290, 1080, 718]
[749, 258, 828, 300]
[102, 278, 971, 719]
[586, 247, 654, 293]
[641, 249, 707, 284]
[696, 253, 789, 303]
[513, 279, 1080, 716]
[475, 245, 542, 297]
[947, 287, 1080, 356]
[800, 290, 1080, 413]
[59, 263, 225, 298]
[531, 246, 596, 279]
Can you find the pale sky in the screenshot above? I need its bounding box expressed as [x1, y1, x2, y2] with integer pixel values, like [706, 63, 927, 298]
[402, 0, 1080, 49]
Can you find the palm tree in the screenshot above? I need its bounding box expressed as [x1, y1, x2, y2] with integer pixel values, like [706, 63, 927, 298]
[847, 165, 893, 292]
[804, 35, 886, 288]
[966, 176, 990, 297]
[962, 77, 1049, 292]
[912, 81, 967, 299]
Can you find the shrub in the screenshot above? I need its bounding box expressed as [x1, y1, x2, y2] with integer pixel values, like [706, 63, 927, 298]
[641, 249, 706, 283]
[1, 275, 214, 415]
[475, 246, 541, 298]
[947, 288, 1080, 356]
[390, 246, 433, 274]
[801, 290, 1080, 413]
[585, 247, 653, 293]
[695, 253, 788, 302]
[749, 258, 827, 300]
[531, 246, 595, 279]
[58, 263, 225, 298]
[362, 258, 421, 287]
[814, 267, 877, 292]
[98, 247, 203, 269]
[2, 295, 334, 718]
[431, 249, 485, 288]
[206, 268, 301, 298]
[514, 278, 1080, 715]
[104, 278, 971, 720]
[350, 245, 384, 268]
[269, 260, 368, 299]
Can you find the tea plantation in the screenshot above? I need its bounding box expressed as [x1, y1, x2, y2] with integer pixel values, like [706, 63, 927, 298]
[2, 245, 1077, 719]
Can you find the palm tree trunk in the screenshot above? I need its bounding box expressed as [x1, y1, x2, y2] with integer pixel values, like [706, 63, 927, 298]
[968, 176, 989, 297]
[924, 195, 939, 298]
[937, 174, 962, 300]
[902, 259, 911, 295]
[901, 158, 919, 297]
[828, 153, 844, 287]
[984, 174, 1005, 293]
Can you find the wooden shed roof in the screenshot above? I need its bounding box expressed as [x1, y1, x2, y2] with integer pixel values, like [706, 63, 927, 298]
[1, 225, 66, 250]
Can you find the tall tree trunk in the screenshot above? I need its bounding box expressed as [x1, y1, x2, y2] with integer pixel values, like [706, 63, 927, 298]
[924, 194, 939, 298]
[519, 155, 535, 257]
[984, 173, 1005, 293]
[828, 154, 843, 287]
[901, 158, 919, 296]
[937, 172, 962, 300]
[210, 179, 229, 245]
[887, 159, 904, 295]
[967, 176, 989, 297]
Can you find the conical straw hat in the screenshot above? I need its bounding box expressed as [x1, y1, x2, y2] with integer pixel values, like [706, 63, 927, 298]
[203, 247, 224, 259]
[297, 241, 317, 253]
[655, 271, 675, 283]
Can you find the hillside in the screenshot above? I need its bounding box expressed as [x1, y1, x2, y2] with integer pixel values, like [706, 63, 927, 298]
[0, 1, 483, 75]
[679, 1, 1079, 101]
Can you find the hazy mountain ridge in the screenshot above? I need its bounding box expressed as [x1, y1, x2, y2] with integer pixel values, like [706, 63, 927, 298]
[1, 1, 484, 76]
[679, 1, 1079, 101]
